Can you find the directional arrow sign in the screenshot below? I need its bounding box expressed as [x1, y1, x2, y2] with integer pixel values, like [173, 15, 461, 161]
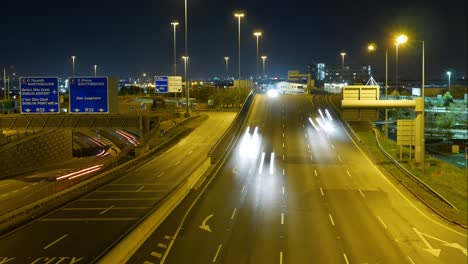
[413, 227, 467, 257]
[199, 214, 214, 232]
[20, 77, 59, 114]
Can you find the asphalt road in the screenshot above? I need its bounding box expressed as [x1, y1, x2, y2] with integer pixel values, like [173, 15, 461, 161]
[140, 94, 467, 264]
[0, 112, 235, 264]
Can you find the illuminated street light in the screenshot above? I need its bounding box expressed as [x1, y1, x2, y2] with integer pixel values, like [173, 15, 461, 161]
[395, 34, 408, 89]
[234, 12, 245, 80]
[340, 52, 346, 82]
[224, 57, 230, 79]
[253, 31, 262, 79]
[71, 56, 76, 76]
[446, 71, 452, 92]
[171, 21, 179, 76]
[367, 43, 376, 52]
[261, 56, 267, 78]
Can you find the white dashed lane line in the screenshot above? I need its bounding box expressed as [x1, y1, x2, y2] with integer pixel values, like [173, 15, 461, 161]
[329, 214, 335, 226]
[213, 244, 222, 262]
[346, 170, 351, 177]
[43, 234, 68, 250]
[358, 189, 365, 198]
[377, 216, 388, 229]
[314, 170, 318, 177]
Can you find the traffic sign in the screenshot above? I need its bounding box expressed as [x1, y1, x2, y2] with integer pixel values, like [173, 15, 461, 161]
[69, 77, 108, 113]
[20, 77, 59, 114]
[168, 76, 182, 92]
[155, 76, 169, 93]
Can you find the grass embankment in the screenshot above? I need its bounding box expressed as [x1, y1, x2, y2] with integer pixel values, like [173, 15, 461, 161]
[349, 122, 467, 227]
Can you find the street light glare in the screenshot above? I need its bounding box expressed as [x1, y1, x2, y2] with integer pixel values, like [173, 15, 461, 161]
[171, 21, 179, 26]
[261, 56, 267, 59]
[253, 31, 262, 36]
[340, 52, 346, 56]
[234, 13, 245, 18]
[446, 71, 451, 76]
[367, 44, 376, 51]
[396, 34, 408, 44]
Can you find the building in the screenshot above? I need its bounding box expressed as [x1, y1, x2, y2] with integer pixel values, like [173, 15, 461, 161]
[309, 63, 371, 87]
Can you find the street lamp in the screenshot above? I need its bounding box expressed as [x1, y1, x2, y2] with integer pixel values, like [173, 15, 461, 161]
[253, 31, 262, 79]
[261, 56, 267, 78]
[71, 56, 76, 76]
[446, 71, 452, 92]
[182, 56, 189, 115]
[395, 34, 408, 89]
[171, 21, 179, 76]
[340, 52, 346, 82]
[94, 65, 97, 77]
[234, 12, 245, 80]
[224, 57, 230, 80]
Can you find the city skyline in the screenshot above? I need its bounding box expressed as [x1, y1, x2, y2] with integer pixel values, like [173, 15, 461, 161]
[0, 0, 466, 81]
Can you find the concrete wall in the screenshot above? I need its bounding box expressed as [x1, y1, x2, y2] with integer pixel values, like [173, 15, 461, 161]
[0, 129, 73, 178]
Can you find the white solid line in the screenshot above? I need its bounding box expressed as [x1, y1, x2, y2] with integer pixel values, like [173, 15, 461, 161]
[320, 187, 324, 196]
[241, 185, 246, 193]
[281, 213, 284, 225]
[359, 189, 365, 198]
[377, 216, 388, 229]
[280, 251, 283, 264]
[44, 234, 68, 250]
[213, 244, 222, 262]
[157, 172, 166, 177]
[282, 186, 285, 195]
[343, 253, 350, 264]
[175, 160, 181, 166]
[231, 208, 237, 220]
[314, 170, 318, 177]
[151, 251, 162, 258]
[407, 256, 416, 264]
[346, 170, 351, 177]
[99, 205, 115, 215]
[329, 214, 335, 226]
[157, 243, 168, 249]
[136, 186, 144, 192]
[282, 169, 285, 175]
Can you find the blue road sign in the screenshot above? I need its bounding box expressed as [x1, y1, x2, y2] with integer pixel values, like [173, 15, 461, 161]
[155, 76, 169, 93]
[69, 77, 108, 113]
[20, 77, 59, 114]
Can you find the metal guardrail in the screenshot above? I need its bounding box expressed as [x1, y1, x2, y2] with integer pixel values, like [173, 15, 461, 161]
[372, 127, 458, 210]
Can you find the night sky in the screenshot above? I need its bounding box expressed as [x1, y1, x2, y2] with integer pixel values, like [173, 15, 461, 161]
[0, 0, 466, 81]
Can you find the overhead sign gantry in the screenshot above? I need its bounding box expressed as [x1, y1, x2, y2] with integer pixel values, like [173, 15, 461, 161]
[20, 77, 59, 114]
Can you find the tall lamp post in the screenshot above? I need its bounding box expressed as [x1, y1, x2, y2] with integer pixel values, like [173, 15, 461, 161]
[395, 34, 408, 89]
[182, 56, 189, 114]
[71, 56, 76, 76]
[171, 21, 179, 76]
[234, 13, 245, 80]
[340, 52, 346, 82]
[94, 65, 97, 77]
[224, 57, 230, 79]
[253, 31, 262, 79]
[261, 56, 267, 78]
[446, 71, 452, 92]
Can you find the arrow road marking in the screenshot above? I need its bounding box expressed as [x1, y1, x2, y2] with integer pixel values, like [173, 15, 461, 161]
[413, 227, 467, 256]
[199, 214, 214, 232]
[413, 227, 441, 257]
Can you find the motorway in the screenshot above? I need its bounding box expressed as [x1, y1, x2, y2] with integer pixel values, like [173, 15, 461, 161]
[134, 94, 467, 264]
[0, 112, 235, 264]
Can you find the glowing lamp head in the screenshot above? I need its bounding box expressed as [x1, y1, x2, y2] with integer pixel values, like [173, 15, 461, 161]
[261, 56, 267, 60]
[446, 71, 451, 76]
[340, 52, 346, 56]
[367, 44, 376, 51]
[396, 34, 408, 44]
[171, 21, 179, 26]
[254, 31, 262, 37]
[234, 13, 245, 18]
[225, 57, 229, 60]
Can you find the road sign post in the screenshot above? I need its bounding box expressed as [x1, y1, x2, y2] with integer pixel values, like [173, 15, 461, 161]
[69, 77, 108, 113]
[20, 77, 59, 114]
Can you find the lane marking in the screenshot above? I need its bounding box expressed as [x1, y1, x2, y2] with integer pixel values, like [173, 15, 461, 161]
[337, 155, 342, 162]
[187, 150, 193, 155]
[157, 172, 166, 178]
[314, 170, 318, 177]
[377, 216, 388, 229]
[283, 154, 285, 160]
[111, 183, 167, 186]
[97, 190, 165, 193]
[283, 132, 284, 138]
[320, 187, 324, 196]
[358, 189, 365, 198]
[175, 160, 181, 166]
[99, 205, 115, 215]
[136, 186, 144, 192]
[343, 253, 350, 264]
[231, 208, 237, 220]
[40, 218, 138, 221]
[281, 212, 284, 225]
[283, 142, 285, 148]
[164, 235, 172, 240]
[144, 261, 155, 264]
[329, 214, 335, 226]
[157, 243, 168, 249]
[44, 234, 68, 250]
[282, 169, 285, 175]
[280, 251, 283, 264]
[241, 185, 246, 193]
[213, 244, 222, 262]
[81, 198, 157, 201]
[259, 152, 266, 175]
[346, 170, 351, 177]
[331, 144, 335, 149]
[307, 144, 310, 149]
[151, 251, 162, 258]
[63, 207, 150, 210]
[282, 186, 285, 195]
[407, 256, 416, 264]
